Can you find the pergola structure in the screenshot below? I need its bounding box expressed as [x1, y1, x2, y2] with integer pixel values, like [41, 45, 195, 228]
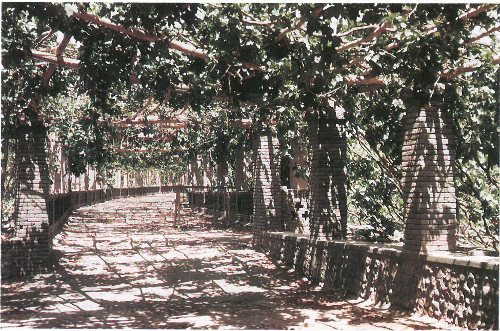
[3, 3, 499, 277]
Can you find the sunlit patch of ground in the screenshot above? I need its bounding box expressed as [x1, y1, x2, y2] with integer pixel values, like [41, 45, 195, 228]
[1, 193, 464, 329]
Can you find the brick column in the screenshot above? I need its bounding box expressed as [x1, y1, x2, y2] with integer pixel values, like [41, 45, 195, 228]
[290, 143, 308, 190]
[193, 156, 201, 186]
[234, 145, 250, 191]
[189, 157, 199, 186]
[308, 111, 348, 240]
[216, 156, 229, 187]
[47, 132, 58, 194]
[115, 169, 121, 189]
[252, 132, 282, 233]
[13, 124, 51, 273]
[402, 102, 456, 253]
[202, 154, 213, 187]
[234, 145, 244, 190]
[215, 134, 229, 188]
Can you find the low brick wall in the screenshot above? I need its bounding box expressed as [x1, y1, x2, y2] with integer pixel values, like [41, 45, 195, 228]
[187, 190, 253, 230]
[256, 231, 499, 330]
[2, 186, 163, 278]
[46, 186, 163, 239]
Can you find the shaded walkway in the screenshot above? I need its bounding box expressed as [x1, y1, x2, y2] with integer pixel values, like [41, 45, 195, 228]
[2, 194, 462, 329]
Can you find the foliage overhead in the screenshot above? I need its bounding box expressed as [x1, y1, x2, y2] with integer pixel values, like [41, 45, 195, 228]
[1, 3, 498, 247]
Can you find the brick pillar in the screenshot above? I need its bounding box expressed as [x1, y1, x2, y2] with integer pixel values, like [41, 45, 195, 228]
[202, 154, 214, 187]
[216, 157, 228, 187]
[188, 157, 196, 186]
[13, 124, 51, 273]
[194, 156, 203, 186]
[47, 132, 57, 194]
[234, 145, 251, 191]
[59, 148, 65, 193]
[252, 132, 282, 233]
[115, 169, 121, 189]
[290, 143, 308, 190]
[402, 101, 456, 253]
[234, 145, 244, 190]
[308, 110, 348, 240]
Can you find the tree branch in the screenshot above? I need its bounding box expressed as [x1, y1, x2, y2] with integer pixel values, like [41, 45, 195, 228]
[31, 49, 79, 69]
[336, 25, 379, 37]
[337, 21, 392, 52]
[41, 35, 71, 85]
[274, 5, 326, 43]
[465, 25, 500, 45]
[72, 11, 209, 60]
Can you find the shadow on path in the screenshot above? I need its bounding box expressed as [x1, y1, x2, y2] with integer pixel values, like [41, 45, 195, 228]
[2, 194, 462, 329]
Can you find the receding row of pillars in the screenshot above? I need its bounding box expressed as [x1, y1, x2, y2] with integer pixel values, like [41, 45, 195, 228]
[171, 99, 455, 254]
[13, 95, 456, 256]
[13, 125, 165, 249]
[46, 132, 163, 194]
[250, 100, 456, 254]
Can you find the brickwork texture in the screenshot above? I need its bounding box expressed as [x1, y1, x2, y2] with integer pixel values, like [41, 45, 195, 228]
[252, 133, 283, 233]
[308, 112, 348, 240]
[402, 103, 456, 253]
[9, 127, 51, 275]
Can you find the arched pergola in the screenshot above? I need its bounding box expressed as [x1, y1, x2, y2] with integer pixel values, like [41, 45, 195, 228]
[2, 2, 498, 277]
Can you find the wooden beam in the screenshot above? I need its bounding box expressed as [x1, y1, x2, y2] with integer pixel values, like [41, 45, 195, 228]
[115, 120, 190, 128]
[114, 148, 177, 153]
[336, 25, 379, 38]
[72, 8, 260, 71]
[31, 49, 79, 69]
[425, 4, 497, 36]
[242, 18, 274, 26]
[30, 50, 190, 94]
[106, 116, 255, 129]
[350, 5, 499, 82]
[460, 4, 496, 20]
[346, 77, 385, 86]
[440, 58, 499, 80]
[273, 5, 326, 44]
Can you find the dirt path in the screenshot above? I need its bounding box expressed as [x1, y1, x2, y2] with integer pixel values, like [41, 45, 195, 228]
[1, 194, 462, 329]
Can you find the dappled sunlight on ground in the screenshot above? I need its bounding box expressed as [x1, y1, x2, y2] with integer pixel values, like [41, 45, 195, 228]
[1, 194, 463, 329]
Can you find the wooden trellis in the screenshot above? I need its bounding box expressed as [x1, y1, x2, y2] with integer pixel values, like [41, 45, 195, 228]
[25, 4, 500, 142]
[31, 4, 499, 91]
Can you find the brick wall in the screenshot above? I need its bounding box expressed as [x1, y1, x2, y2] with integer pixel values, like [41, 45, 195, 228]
[281, 188, 310, 234]
[187, 190, 254, 231]
[308, 111, 348, 240]
[202, 154, 214, 187]
[193, 156, 203, 186]
[402, 102, 456, 252]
